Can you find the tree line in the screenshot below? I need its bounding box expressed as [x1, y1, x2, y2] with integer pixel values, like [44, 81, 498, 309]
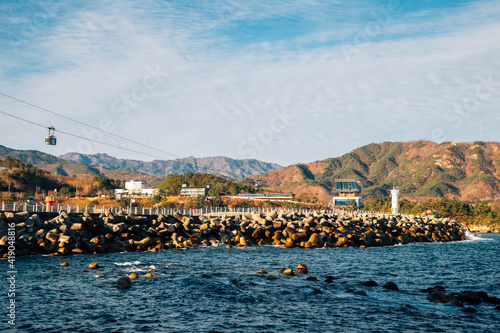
[363, 195, 499, 226]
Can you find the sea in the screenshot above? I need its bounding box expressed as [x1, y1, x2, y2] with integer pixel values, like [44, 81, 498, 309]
[2, 232, 499, 333]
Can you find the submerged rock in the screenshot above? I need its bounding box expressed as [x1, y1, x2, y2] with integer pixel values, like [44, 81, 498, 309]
[88, 262, 99, 269]
[117, 277, 132, 289]
[363, 280, 378, 287]
[447, 298, 464, 307]
[382, 282, 399, 291]
[485, 296, 500, 305]
[295, 263, 308, 274]
[352, 290, 368, 296]
[461, 307, 477, 313]
[457, 291, 481, 305]
[428, 291, 448, 303]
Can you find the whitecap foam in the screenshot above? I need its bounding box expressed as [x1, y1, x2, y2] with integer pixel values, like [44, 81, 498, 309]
[123, 267, 150, 272]
[114, 261, 142, 266]
[465, 231, 494, 242]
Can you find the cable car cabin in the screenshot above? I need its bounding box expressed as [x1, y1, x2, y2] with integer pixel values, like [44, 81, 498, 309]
[45, 127, 56, 145]
[45, 135, 57, 145]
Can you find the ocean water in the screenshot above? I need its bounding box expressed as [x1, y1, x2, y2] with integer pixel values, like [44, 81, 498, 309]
[2, 233, 499, 333]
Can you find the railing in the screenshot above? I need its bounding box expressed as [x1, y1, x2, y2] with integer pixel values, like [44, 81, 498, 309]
[0, 202, 360, 217]
[0, 201, 401, 218]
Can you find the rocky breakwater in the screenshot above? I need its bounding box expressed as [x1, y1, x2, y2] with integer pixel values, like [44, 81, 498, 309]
[0, 210, 467, 257]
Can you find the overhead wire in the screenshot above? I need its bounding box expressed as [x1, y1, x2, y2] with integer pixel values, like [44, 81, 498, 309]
[0, 93, 246, 179]
[0, 91, 181, 158]
[0, 108, 242, 179]
[0, 109, 170, 160]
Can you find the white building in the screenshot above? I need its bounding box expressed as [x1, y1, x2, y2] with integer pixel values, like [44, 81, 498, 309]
[125, 180, 145, 190]
[235, 193, 293, 202]
[180, 183, 211, 197]
[115, 180, 164, 198]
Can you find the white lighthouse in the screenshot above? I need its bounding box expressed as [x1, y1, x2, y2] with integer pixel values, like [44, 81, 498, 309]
[391, 186, 399, 215]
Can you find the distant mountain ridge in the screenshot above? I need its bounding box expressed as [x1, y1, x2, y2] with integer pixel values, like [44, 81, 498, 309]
[0, 146, 281, 181]
[59, 153, 282, 179]
[0, 145, 158, 182]
[0, 145, 64, 165]
[252, 141, 500, 203]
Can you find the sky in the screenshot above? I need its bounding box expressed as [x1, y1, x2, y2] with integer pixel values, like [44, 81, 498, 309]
[0, 0, 499, 167]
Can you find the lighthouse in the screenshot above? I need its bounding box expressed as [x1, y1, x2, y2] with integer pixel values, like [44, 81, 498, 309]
[391, 186, 399, 215]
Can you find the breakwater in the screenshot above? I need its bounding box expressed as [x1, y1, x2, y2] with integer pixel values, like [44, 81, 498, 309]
[0, 210, 467, 257]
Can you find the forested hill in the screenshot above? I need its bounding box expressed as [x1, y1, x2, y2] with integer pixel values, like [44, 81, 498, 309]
[252, 141, 500, 203]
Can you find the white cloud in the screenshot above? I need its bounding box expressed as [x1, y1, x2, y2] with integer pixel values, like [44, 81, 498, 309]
[0, 0, 499, 166]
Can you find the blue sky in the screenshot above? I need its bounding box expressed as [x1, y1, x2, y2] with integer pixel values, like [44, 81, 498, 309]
[0, 0, 499, 166]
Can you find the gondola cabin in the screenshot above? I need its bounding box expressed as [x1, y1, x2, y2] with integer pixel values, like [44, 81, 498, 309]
[45, 136, 56, 145]
[45, 127, 56, 145]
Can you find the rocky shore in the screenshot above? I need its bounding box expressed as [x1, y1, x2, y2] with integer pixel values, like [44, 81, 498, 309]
[0, 210, 467, 257]
[467, 225, 500, 233]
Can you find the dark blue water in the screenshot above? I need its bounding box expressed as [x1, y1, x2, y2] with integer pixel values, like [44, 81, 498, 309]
[2, 233, 500, 332]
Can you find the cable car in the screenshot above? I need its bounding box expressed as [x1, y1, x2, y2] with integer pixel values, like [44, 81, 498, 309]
[45, 126, 56, 145]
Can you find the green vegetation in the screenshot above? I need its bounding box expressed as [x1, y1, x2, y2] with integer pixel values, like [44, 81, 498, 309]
[158, 172, 255, 196]
[363, 195, 500, 227]
[93, 174, 121, 195]
[0, 156, 60, 193]
[88, 199, 99, 206]
[0, 156, 124, 199]
[296, 193, 319, 204]
[344, 199, 358, 212]
[59, 187, 72, 197]
[266, 141, 500, 203]
[296, 164, 315, 180]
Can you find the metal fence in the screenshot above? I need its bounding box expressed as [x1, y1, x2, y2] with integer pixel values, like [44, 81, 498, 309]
[0, 202, 390, 217]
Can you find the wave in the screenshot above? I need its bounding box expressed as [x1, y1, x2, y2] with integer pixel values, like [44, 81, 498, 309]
[114, 261, 142, 266]
[464, 231, 494, 242]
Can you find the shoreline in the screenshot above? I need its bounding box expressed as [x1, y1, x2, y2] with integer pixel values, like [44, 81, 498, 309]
[0, 210, 467, 257]
[466, 225, 500, 233]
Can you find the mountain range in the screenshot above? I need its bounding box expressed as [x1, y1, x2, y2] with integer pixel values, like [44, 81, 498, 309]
[252, 141, 500, 203]
[2, 141, 500, 205]
[0, 145, 281, 182]
[58, 153, 281, 179]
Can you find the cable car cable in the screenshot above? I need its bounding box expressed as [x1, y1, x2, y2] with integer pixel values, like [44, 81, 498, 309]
[0, 109, 170, 160]
[0, 108, 241, 179]
[0, 91, 181, 158]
